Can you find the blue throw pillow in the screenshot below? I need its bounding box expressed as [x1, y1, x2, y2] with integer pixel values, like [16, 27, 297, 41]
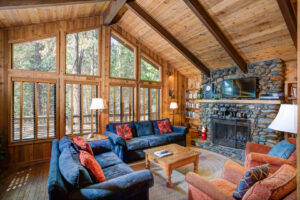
[152, 118, 173, 135]
[59, 143, 93, 189]
[108, 121, 137, 137]
[267, 140, 296, 159]
[134, 121, 154, 137]
[59, 136, 73, 152]
[233, 164, 269, 199]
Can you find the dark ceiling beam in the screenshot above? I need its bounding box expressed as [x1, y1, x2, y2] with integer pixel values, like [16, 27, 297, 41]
[183, 0, 248, 73]
[126, 1, 210, 76]
[103, 0, 127, 26]
[277, 0, 297, 48]
[0, 0, 109, 10]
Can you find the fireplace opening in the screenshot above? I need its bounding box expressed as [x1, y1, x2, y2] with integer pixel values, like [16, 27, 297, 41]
[212, 118, 251, 149]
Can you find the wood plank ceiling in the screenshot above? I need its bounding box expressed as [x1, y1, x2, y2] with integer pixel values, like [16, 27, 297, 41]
[117, 0, 296, 76]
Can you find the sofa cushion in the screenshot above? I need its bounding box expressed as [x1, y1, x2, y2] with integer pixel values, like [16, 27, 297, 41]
[94, 151, 123, 169]
[139, 135, 168, 147]
[162, 132, 185, 143]
[211, 178, 237, 197]
[116, 124, 133, 140]
[126, 137, 150, 151]
[243, 164, 296, 200]
[157, 120, 173, 134]
[233, 164, 269, 200]
[152, 118, 172, 135]
[59, 136, 73, 152]
[102, 163, 134, 180]
[59, 143, 93, 189]
[78, 150, 106, 183]
[73, 136, 94, 156]
[134, 121, 154, 137]
[267, 140, 295, 159]
[108, 121, 137, 137]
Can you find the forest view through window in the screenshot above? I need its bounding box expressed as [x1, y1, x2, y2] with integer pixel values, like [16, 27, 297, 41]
[13, 37, 56, 72]
[110, 35, 135, 79]
[141, 57, 160, 81]
[140, 88, 160, 121]
[65, 83, 98, 136]
[109, 86, 134, 122]
[66, 29, 98, 75]
[12, 81, 56, 141]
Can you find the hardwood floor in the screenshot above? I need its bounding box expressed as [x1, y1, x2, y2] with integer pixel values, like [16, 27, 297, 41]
[0, 162, 49, 200]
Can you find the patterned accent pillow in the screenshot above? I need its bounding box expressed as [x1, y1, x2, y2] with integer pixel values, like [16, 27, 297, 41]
[233, 164, 269, 199]
[116, 124, 133, 140]
[78, 150, 106, 183]
[157, 120, 172, 134]
[73, 137, 94, 156]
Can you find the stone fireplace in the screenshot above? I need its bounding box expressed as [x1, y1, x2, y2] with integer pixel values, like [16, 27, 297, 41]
[193, 58, 284, 161]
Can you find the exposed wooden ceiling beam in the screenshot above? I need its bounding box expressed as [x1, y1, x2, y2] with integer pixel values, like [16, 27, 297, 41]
[103, 0, 127, 26]
[126, 1, 210, 76]
[183, 0, 248, 73]
[0, 0, 109, 10]
[277, 0, 297, 48]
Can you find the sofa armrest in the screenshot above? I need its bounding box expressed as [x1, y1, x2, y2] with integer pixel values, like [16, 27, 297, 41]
[104, 131, 126, 146]
[172, 126, 188, 134]
[89, 139, 111, 155]
[245, 142, 272, 155]
[246, 152, 296, 167]
[185, 172, 233, 200]
[221, 160, 247, 185]
[68, 170, 153, 200]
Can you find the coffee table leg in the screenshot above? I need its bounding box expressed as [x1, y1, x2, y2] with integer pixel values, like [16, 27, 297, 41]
[165, 167, 172, 187]
[194, 155, 199, 173]
[145, 154, 150, 169]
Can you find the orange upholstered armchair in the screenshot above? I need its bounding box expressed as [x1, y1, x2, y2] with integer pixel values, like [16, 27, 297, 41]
[185, 160, 297, 200]
[244, 138, 296, 173]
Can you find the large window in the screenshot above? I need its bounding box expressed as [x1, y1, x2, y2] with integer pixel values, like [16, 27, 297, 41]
[141, 57, 160, 82]
[110, 35, 135, 79]
[13, 37, 56, 72]
[65, 83, 98, 136]
[109, 86, 134, 122]
[66, 29, 98, 75]
[12, 80, 56, 141]
[140, 87, 160, 121]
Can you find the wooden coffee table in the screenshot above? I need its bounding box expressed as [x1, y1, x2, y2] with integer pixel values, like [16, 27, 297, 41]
[144, 144, 200, 187]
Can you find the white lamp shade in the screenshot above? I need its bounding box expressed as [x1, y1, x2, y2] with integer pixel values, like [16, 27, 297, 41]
[90, 98, 105, 110]
[170, 102, 178, 109]
[268, 104, 297, 134]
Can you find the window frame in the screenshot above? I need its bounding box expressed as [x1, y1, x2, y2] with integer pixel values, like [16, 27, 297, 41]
[64, 28, 101, 78]
[109, 31, 137, 81]
[64, 80, 100, 137]
[140, 53, 162, 83]
[9, 77, 58, 144]
[10, 34, 59, 74]
[139, 86, 161, 121]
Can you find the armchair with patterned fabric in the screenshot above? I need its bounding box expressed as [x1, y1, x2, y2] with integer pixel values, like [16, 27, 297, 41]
[244, 138, 296, 173]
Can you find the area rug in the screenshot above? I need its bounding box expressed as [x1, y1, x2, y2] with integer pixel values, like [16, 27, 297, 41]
[129, 147, 239, 200]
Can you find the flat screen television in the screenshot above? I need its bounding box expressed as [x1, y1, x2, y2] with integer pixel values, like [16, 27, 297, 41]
[221, 78, 257, 99]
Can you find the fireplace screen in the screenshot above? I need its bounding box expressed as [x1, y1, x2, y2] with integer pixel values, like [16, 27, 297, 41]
[212, 118, 250, 149]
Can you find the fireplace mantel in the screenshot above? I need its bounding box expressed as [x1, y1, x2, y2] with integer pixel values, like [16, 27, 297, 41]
[196, 99, 282, 104]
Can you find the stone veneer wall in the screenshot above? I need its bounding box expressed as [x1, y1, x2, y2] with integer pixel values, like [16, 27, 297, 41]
[199, 58, 284, 146]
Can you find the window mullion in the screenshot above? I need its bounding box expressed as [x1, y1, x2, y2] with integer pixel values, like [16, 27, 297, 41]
[47, 83, 50, 139]
[20, 82, 23, 142]
[71, 84, 74, 137]
[113, 87, 116, 122]
[80, 85, 83, 136]
[121, 87, 123, 122]
[91, 86, 94, 135]
[34, 83, 38, 140]
[129, 88, 132, 121]
[149, 88, 152, 120]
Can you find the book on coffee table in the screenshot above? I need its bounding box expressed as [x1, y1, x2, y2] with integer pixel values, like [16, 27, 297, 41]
[154, 149, 173, 157]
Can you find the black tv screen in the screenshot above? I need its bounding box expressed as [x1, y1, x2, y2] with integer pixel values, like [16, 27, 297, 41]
[221, 78, 257, 99]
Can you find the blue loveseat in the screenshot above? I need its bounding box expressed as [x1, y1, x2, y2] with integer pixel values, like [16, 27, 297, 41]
[104, 119, 188, 163]
[48, 137, 154, 200]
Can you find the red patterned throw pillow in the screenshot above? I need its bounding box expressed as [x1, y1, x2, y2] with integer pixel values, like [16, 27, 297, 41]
[157, 120, 172, 134]
[78, 150, 106, 183]
[73, 137, 94, 156]
[116, 124, 133, 140]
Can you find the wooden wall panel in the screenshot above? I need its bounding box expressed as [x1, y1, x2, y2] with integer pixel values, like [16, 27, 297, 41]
[0, 16, 187, 167]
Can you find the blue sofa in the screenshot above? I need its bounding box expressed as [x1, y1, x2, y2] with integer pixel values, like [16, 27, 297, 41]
[48, 137, 154, 200]
[104, 119, 188, 163]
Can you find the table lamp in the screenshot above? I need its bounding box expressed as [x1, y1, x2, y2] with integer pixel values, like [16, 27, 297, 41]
[89, 98, 105, 139]
[268, 104, 297, 138]
[170, 102, 178, 125]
